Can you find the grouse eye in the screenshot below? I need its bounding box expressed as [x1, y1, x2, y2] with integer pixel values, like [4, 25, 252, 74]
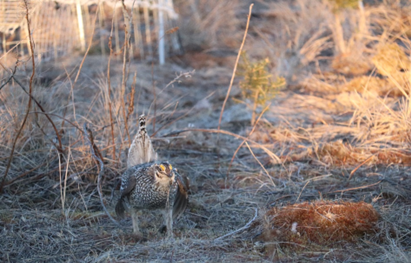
[158, 164, 166, 172]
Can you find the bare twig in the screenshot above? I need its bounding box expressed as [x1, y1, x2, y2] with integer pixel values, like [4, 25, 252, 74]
[126, 73, 137, 145]
[218, 3, 254, 130]
[60, 149, 71, 214]
[214, 207, 258, 241]
[0, 62, 17, 91]
[83, 123, 119, 226]
[70, 1, 100, 121]
[1, 1, 35, 193]
[296, 180, 311, 203]
[330, 180, 382, 193]
[151, 61, 156, 131]
[30, 112, 83, 133]
[120, 1, 132, 159]
[12, 76, 64, 153]
[107, 9, 117, 162]
[85, 124, 104, 163]
[2, 161, 48, 186]
[227, 103, 270, 180]
[244, 142, 276, 187]
[348, 154, 376, 181]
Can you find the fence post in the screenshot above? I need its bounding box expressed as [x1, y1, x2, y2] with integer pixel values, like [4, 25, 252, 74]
[158, 0, 165, 65]
[76, 0, 86, 52]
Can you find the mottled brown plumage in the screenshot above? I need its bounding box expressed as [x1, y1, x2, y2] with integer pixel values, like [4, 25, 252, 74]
[115, 115, 189, 237]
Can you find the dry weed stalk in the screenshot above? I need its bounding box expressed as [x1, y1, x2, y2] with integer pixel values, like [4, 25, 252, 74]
[227, 103, 271, 179]
[71, 2, 100, 122]
[245, 142, 276, 188]
[214, 207, 258, 241]
[59, 149, 71, 214]
[121, 1, 133, 147]
[106, 3, 118, 162]
[83, 123, 119, 226]
[218, 3, 254, 130]
[126, 73, 137, 145]
[0, 63, 17, 91]
[1, 0, 35, 193]
[12, 78, 63, 151]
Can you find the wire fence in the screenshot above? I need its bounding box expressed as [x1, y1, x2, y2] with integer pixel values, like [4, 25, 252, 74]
[0, 0, 181, 65]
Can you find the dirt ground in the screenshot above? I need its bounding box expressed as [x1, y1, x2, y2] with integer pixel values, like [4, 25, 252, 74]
[0, 0, 411, 262]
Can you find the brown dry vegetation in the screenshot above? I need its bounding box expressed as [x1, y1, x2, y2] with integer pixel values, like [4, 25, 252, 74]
[259, 201, 380, 256]
[0, 0, 410, 262]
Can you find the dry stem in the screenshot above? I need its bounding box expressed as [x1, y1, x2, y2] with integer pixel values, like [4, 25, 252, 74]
[106, 7, 117, 162]
[214, 207, 258, 241]
[83, 123, 119, 226]
[1, 1, 35, 193]
[218, 3, 254, 130]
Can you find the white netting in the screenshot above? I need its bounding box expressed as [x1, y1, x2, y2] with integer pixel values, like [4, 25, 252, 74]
[0, 0, 177, 35]
[0, 0, 179, 63]
[0, 0, 26, 34]
[30, 0, 177, 18]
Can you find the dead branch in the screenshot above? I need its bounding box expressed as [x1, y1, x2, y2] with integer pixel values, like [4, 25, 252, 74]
[227, 103, 270, 179]
[0, 61, 17, 91]
[1, 1, 35, 193]
[106, 1, 117, 162]
[83, 123, 119, 226]
[330, 180, 382, 193]
[348, 154, 376, 181]
[12, 77, 64, 153]
[214, 207, 258, 241]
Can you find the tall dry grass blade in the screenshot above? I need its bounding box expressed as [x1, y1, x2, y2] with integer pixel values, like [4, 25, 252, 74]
[121, 1, 133, 160]
[245, 142, 276, 188]
[71, 2, 100, 121]
[126, 73, 137, 145]
[106, 2, 118, 162]
[348, 154, 376, 181]
[218, 3, 254, 130]
[60, 149, 71, 214]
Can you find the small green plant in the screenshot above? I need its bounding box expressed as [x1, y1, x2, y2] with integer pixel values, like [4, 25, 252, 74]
[329, 0, 358, 11]
[236, 52, 286, 125]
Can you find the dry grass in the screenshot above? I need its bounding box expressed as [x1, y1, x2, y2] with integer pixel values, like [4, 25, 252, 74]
[258, 201, 380, 258]
[0, 0, 410, 262]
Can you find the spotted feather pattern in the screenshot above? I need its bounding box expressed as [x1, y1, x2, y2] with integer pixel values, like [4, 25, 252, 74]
[115, 115, 189, 236]
[127, 115, 158, 169]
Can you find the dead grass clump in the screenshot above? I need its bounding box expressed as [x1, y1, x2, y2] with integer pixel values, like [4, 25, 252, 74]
[373, 43, 410, 77]
[259, 201, 380, 252]
[340, 76, 394, 95]
[175, 0, 241, 51]
[332, 51, 373, 76]
[316, 142, 411, 166]
[372, 42, 411, 95]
